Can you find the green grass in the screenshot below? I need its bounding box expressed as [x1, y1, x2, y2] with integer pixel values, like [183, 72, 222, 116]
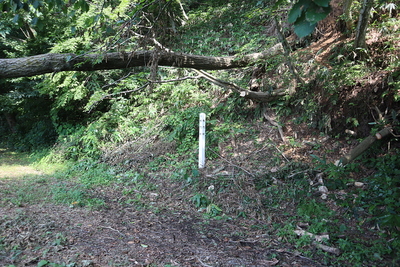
[0, 148, 67, 178]
[0, 149, 106, 209]
[0, 172, 106, 209]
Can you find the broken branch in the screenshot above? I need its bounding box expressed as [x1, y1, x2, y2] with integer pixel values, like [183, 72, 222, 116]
[337, 127, 393, 165]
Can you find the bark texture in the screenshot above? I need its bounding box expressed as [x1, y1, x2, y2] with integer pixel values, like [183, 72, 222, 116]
[0, 45, 283, 79]
[338, 127, 393, 165]
[343, 0, 354, 32]
[353, 0, 374, 48]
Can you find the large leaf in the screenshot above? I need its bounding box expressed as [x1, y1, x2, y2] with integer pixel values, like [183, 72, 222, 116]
[288, 0, 311, 23]
[294, 14, 317, 38]
[306, 5, 331, 23]
[288, 2, 303, 23]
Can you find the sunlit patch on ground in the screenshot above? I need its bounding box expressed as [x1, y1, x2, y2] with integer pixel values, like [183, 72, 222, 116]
[0, 148, 42, 178]
[0, 165, 42, 178]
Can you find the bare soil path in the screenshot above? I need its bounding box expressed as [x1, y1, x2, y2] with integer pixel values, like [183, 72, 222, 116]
[1, 202, 321, 267]
[0, 148, 324, 267]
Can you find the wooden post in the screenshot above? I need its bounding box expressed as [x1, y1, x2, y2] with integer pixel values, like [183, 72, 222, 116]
[199, 113, 206, 169]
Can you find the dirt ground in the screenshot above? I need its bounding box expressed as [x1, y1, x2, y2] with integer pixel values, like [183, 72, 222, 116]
[1, 106, 399, 267]
[0, 154, 326, 267]
[0, 199, 323, 267]
[1, 3, 399, 265]
[0, 79, 397, 267]
[0, 120, 350, 267]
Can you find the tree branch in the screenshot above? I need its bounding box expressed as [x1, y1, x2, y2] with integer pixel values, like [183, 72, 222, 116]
[193, 69, 288, 102]
[337, 127, 394, 165]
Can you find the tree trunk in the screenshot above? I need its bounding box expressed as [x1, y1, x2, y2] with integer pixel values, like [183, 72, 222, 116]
[343, 0, 354, 32]
[353, 0, 374, 49]
[0, 45, 283, 79]
[4, 112, 17, 133]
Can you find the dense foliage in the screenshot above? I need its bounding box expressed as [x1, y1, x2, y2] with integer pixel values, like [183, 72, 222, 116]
[0, 0, 400, 265]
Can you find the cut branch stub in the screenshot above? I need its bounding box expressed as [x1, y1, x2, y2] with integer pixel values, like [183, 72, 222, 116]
[337, 127, 393, 165]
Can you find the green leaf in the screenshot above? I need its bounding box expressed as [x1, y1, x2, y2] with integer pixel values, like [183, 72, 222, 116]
[32, 0, 41, 9]
[288, 0, 311, 23]
[31, 17, 38, 25]
[37, 260, 49, 267]
[379, 214, 400, 228]
[313, 0, 331, 7]
[81, 0, 90, 12]
[22, 2, 30, 12]
[74, 0, 89, 12]
[294, 14, 316, 38]
[288, 3, 303, 23]
[306, 5, 331, 23]
[12, 14, 20, 24]
[272, 0, 287, 10]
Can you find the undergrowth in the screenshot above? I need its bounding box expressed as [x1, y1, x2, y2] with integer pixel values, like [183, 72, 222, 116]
[0, 1, 399, 266]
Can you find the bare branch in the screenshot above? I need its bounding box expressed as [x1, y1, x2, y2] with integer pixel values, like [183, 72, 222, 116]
[150, 75, 202, 83]
[193, 69, 288, 102]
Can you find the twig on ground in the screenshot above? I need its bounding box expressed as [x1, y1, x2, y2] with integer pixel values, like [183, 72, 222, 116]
[294, 228, 329, 242]
[101, 226, 126, 237]
[263, 109, 286, 143]
[272, 144, 289, 162]
[208, 149, 255, 178]
[196, 256, 213, 267]
[287, 169, 311, 179]
[294, 227, 341, 255]
[312, 242, 341, 255]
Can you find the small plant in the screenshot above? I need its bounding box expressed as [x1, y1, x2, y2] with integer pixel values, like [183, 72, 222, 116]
[355, 151, 400, 231]
[52, 183, 105, 209]
[165, 106, 208, 153]
[36, 260, 70, 267]
[52, 233, 68, 246]
[191, 193, 210, 209]
[311, 154, 349, 189]
[276, 223, 296, 241]
[295, 234, 313, 249]
[190, 193, 223, 217]
[65, 159, 117, 186]
[206, 203, 222, 217]
[334, 237, 394, 266]
[297, 198, 334, 221]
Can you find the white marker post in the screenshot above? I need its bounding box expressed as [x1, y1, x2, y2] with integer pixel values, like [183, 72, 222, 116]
[199, 113, 206, 169]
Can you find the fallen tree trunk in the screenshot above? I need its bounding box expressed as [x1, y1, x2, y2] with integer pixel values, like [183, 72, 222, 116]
[337, 127, 393, 165]
[0, 45, 283, 79]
